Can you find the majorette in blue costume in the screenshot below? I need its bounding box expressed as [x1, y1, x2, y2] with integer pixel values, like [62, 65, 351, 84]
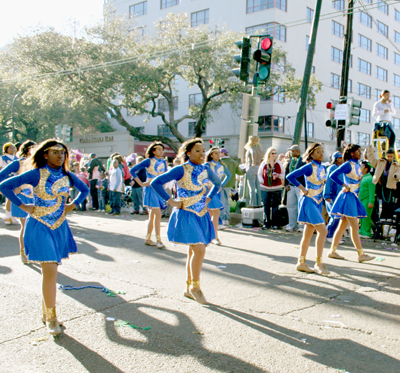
[130, 141, 168, 248]
[286, 143, 330, 275]
[327, 144, 375, 263]
[0, 140, 89, 337]
[205, 147, 231, 245]
[151, 138, 221, 304]
[0, 140, 37, 263]
[1, 142, 17, 225]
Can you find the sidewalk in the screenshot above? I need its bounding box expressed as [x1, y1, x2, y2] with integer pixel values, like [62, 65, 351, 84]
[0, 206, 399, 373]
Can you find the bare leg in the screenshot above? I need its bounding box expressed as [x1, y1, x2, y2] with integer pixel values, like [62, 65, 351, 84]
[145, 209, 157, 245]
[296, 224, 315, 273]
[153, 209, 165, 248]
[189, 243, 207, 304]
[328, 217, 348, 259]
[41, 263, 58, 309]
[347, 217, 375, 262]
[209, 209, 219, 238]
[313, 224, 330, 275]
[184, 248, 194, 299]
[19, 218, 27, 263]
[41, 263, 61, 335]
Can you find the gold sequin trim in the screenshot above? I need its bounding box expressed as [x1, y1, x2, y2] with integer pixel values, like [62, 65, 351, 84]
[298, 256, 306, 264]
[147, 158, 166, 177]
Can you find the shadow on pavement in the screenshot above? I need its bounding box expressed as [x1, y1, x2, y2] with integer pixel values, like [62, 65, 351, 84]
[208, 305, 400, 373]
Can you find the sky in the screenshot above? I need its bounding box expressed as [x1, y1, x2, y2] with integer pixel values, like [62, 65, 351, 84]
[0, 0, 105, 47]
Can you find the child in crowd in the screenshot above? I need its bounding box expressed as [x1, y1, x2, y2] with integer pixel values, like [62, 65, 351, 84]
[97, 171, 108, 212]
[108, 159, 123, 216]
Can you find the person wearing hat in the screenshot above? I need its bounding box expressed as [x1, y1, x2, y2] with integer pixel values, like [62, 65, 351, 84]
[323, 151, 344, 243]
[219, 148, 244, 225]
[284, 145, 305, 232]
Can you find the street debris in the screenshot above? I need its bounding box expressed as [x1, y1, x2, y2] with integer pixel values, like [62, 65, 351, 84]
[217, 265, 227, 269]
[106, 317, 116, 321]
[375, 257, 385, 262]
[30, 336, 48, 345]
[59, 284, 126, 297]
[114, 319, 151, 330]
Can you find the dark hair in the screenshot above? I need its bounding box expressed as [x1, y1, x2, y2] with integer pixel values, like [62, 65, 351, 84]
[178, 138, 203, 162]
[379, 90, 390, 99]
[343, 144, 361, 161]
[206, 146, 220, 162]
[113, 154, 124, 164]
[387, 148, 395, 154]
[302, 142, 323, 163]
[25, 139, 70, 172]
[145, 141, 164, 159]
[361, 161, 371, 173]
[16, 140, 36, 158]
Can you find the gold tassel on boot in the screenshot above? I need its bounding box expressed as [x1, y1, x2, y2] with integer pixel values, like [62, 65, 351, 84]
[190, 280, 207, 304]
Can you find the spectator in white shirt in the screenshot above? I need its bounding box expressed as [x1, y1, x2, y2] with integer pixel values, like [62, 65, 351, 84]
[372, 89, 397, 149]
[108, 159, 123, 215]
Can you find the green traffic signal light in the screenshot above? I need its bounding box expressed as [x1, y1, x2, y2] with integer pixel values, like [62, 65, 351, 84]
[232, 37, 251, 83]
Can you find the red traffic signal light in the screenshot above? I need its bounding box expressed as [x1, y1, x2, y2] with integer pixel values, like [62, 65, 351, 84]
[326, 102, 333, 109]
[261, 37, 272, 51]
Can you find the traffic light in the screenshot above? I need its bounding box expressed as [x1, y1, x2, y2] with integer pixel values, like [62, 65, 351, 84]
[64, 126, 73, 142]
[325, 101, 338, 128]
[55, 125, 62, 139]
[232, 37, 251, 83]
[347, 98, 362, 126]
[253, 36, 273, 83]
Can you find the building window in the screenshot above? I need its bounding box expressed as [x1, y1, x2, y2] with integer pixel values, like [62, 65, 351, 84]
[359, 12, 372, 28]
[357, 132, 371, 146]
[331, 46, 343, 63]
[376, 44, 388, 59]
[307, 8, 314, 23]
[257, 115, 285, 133]
[268, 87, 285, 103]
[129, 1, 147, 18]
[157, 124, 174, 138]
[393, 96, 400, 109]
[311, 66, 315, 75]
[188, 122, 206, 136]
[394, 74, 400, 87]
[375, 89, 381, 102]
[378, 0, 389, 15]
[306, 122, 314, 138]
[246, 22, 286, 42]
[133, 26, 147, 37]
[358, 58, 371, 75]
[332, 0, 345, 11]
[392, 117, 400, 129]
[358, 34, 372, 51]
[332, 21, 344, 37]
[377, 21, 388, 37]
[395, 52, 400, 66]
[306, 35, 309, 51]
[360, 109, 371, 123]
[158, 97, 178, 112]
[348, 79, 352, 93]
[396, 9, 400, 23]
[246, 0, 287, 14]
[161, 0, 180, 9]
[376, 66, 388, 81]
[331, 73, 341, 89]
[189, 93, 203, 108]
[191, 9, 209, 27]
[395, 31, 400, 44]
[357, 83, 371, 99]
[133, 126, 145, 140]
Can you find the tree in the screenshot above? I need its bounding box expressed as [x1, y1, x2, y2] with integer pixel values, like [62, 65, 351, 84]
[0, 12, 321, 152]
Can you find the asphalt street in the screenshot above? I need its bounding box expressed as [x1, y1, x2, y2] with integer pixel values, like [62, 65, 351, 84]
[0, 205, 399, 373]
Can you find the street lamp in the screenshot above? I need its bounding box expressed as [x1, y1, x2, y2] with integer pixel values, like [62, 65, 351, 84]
[11, 93, 20, 143]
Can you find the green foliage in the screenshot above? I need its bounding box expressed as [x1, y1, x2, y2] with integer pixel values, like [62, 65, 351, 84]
[0, 12, 321, 151]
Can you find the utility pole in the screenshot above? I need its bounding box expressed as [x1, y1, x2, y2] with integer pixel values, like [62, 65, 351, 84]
[292, 0, 322, 147]
[337, 0, 354, 148]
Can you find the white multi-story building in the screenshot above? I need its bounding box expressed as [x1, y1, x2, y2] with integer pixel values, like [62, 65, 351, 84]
[106, 0, 400, 157]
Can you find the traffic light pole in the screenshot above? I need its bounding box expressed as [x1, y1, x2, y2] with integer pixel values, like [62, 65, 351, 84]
[337, 0, 354, 148]
[292, 0, 322, 147]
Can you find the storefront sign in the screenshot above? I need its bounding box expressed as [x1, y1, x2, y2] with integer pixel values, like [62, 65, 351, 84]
[79, 136, 114, 144]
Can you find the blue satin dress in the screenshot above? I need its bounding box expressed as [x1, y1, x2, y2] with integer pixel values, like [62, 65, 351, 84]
[0, 158, 33, 218]
[130, 157, 167, 209]
[206, 160, 231, 210]
[329, 159, 367, 218]
[151, 161, 221, 245]
[286, 160, 327, 225]
[0, 164, 89, 264]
